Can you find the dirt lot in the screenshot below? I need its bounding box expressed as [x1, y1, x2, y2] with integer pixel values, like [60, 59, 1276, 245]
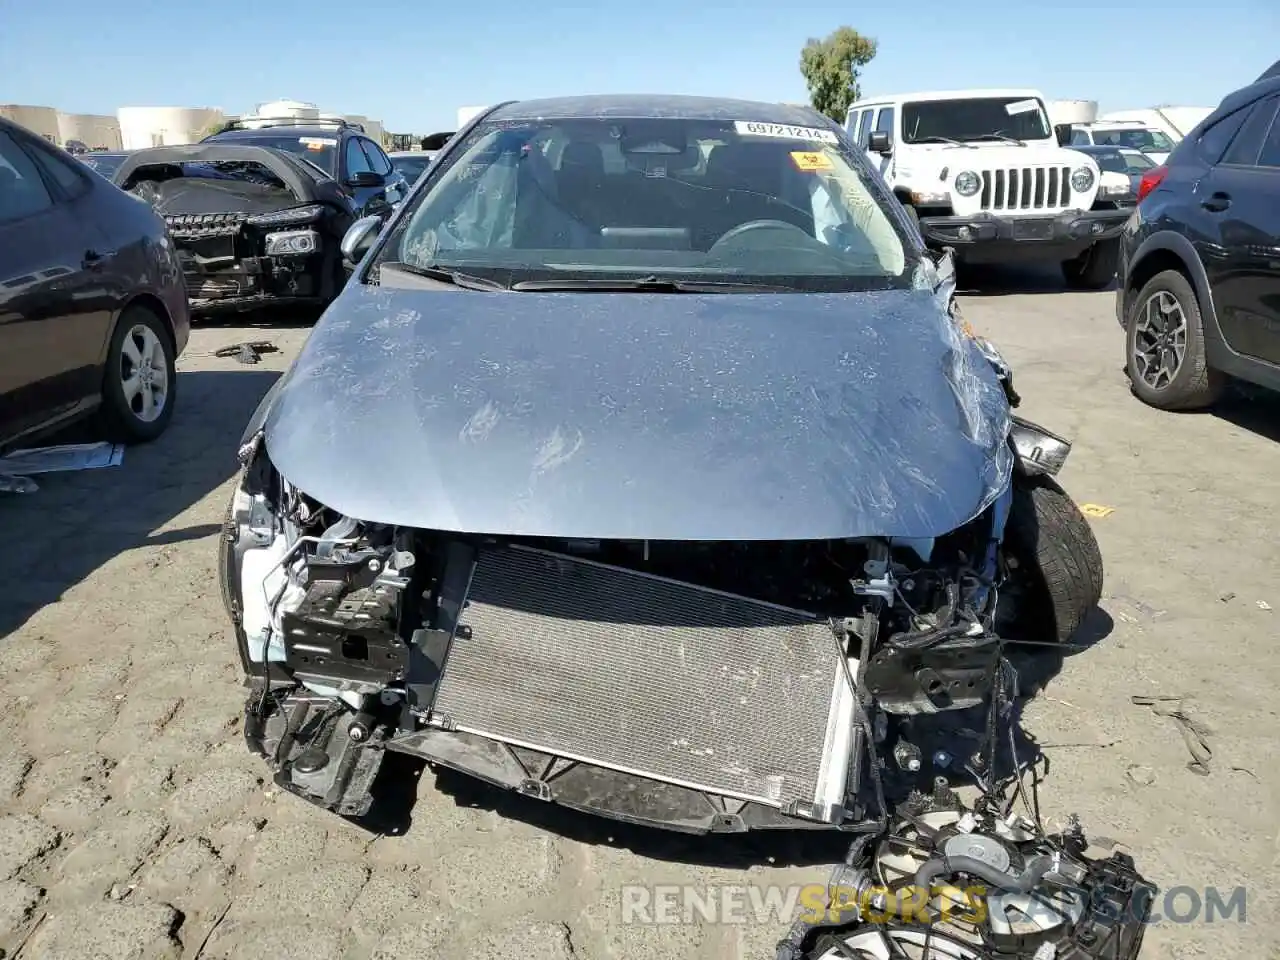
[1, 270, 1277, 960]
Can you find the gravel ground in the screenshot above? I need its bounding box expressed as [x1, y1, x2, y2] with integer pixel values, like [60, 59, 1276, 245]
[1, 269, 1277, 959]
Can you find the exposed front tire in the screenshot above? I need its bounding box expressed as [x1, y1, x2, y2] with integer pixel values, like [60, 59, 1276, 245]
[1000, 475, 1103, 645]
[1124, 268, 1224, 410]
[1061, 237, 1120, 290]
[99, 304, 177, 443]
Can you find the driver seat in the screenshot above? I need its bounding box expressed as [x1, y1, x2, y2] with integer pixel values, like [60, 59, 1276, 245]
[699, 143, 812, 249]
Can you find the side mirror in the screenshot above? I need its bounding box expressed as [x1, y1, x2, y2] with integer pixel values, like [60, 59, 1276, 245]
[1054, 124, 1072, 147]
[867, 131, 892, 154]
[341, 215, 383, 265]
[347, 170, 385, 189]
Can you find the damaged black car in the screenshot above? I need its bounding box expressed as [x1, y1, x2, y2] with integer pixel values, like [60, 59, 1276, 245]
[218, 95, 1107, 839]
[113, 144, 358, 315]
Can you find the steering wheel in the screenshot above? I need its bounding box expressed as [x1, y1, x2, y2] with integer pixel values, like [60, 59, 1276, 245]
[709, 218, 812, 251]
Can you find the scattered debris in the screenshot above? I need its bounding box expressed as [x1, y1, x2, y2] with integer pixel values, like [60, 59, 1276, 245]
[1125, 764, 1157, 785]
[0, 441, 124, 476]
[1258, 600, 1272, 611]
[1220, 591, 1236, 603]
[1079, 503, 1115, 518]
[1131, 694, 1213, 776]
[214, 340, 279, 365]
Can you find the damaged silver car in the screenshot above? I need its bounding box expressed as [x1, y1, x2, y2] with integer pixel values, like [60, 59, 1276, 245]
[218, 95, 1104, 834]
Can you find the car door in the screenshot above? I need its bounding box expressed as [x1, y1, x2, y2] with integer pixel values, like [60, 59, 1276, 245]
[0, 128, 115, 444]
[1197, 93, 1280, 364]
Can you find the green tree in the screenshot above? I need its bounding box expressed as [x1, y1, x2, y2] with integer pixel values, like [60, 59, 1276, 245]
[799, 27, 878, 123]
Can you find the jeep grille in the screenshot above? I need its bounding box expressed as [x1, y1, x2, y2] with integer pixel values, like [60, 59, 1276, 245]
[979, 166, 1072, 212]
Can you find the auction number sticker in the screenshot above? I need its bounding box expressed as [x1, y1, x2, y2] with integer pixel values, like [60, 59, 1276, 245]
[790, 151, 833, 171]
[734, 121, 839, 143]
[299, 136, 338, 149]
[1004, 99, 1040, 115]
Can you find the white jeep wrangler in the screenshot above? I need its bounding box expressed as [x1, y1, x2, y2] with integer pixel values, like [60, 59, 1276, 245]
[845, 89, 1133, 289]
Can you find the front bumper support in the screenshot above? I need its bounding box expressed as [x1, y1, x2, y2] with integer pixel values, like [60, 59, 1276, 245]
[918, 208, 1130, 260]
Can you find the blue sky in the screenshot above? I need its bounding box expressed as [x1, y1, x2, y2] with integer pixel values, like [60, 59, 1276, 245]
[2, 0, 1276, 132]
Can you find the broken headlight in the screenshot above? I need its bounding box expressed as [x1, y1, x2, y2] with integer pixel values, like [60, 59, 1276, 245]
[264, 229, 319, 256]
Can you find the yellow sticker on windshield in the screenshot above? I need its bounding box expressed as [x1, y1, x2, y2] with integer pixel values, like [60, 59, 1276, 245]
[790, 151, 833, 172]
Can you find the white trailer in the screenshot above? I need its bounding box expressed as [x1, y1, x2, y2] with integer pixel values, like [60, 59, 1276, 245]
[1097, 106, 1213, 143]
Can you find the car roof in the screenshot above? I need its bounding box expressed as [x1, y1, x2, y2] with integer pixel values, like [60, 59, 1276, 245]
[209, 125, 356, 140]
[486, 94, 829, 127]
[850, 89, 1043, 108]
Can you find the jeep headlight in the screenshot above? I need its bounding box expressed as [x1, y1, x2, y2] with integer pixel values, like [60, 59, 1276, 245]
[954, 170, 981, 197]
[264, 229, 319, 256]
[1070, 166, 1095, 193]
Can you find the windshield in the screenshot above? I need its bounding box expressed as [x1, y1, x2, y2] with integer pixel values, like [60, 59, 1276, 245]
[80, 153, 125, 175]
[1091, 128, 1174, 152]
[212, 134, 336, 176]
[391, 155, 433, 183]
[1089, 149, 1155, 174]
[372, 116, 912, 291]
[902, 97, 1052, 144]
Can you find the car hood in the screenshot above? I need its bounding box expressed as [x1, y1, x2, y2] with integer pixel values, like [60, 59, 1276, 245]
[258, 283, 1013, 540]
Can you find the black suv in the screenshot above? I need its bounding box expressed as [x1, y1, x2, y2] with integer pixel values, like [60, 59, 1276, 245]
[202, 117, 408, 217]
[1116, 65, 1280, 410]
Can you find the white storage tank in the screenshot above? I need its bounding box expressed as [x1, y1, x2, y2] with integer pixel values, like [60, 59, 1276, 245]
[117, 107, 226, 149]
[1048, 100, 1099, 127]
[457, 105, 489, 128]
[57, 113, 122, 151]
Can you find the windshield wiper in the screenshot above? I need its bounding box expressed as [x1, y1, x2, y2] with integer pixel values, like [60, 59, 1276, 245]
[379, 261, 508, 291]
[965, 133, 1027, 146]
[510, 276, 793, 293]
[913, 136, 972, 147]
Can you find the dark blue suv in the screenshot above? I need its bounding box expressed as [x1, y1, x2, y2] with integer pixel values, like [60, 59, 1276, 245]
[202, 117, 408, 218]
[1116, 64, 1280, 410]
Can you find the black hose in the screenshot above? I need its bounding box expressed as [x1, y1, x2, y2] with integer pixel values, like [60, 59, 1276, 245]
[913, 853, 1055, 894]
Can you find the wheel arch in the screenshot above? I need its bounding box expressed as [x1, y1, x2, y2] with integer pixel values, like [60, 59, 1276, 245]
[1123, 232, 1224, 357]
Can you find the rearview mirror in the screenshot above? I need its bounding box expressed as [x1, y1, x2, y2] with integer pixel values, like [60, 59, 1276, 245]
[867, 131, 892, 154]
[347, 170, 385, 189]
[341, 215, 383, 265]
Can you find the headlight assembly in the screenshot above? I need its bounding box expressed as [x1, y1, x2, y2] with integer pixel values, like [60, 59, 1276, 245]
[249, 204, 326, 227]
[1070, 166, 1096, 193]
[264, 230, 319, 257]
[954, 170, 981, 197]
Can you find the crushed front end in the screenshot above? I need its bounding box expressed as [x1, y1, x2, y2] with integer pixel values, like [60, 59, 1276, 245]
[162, 204, 341, 312]
[114, 144, 353, 314]
[221, 434, 1016, 833]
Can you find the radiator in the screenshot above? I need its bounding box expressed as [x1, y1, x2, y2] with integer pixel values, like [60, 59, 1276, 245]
[429, 544, 859, 821]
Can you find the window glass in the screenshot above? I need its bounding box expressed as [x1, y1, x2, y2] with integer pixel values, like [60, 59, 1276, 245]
[0, 130, 54, 222]
[901, 97, 1052, 143]
[856, 109, 874, 147]
[1197, 107, 1251, 163]
[28, 141, 90, 197]
[1223, 96, 1279, 166]
[207, 133, 337, 176]
[375, 116, 914, 292]
[874, 107, 895, 134]
[345, 137, 373, 176]
[1070, 129, 1090, 145]
[1259, 106, 1280, 167]
[360, 138, 393, 175]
